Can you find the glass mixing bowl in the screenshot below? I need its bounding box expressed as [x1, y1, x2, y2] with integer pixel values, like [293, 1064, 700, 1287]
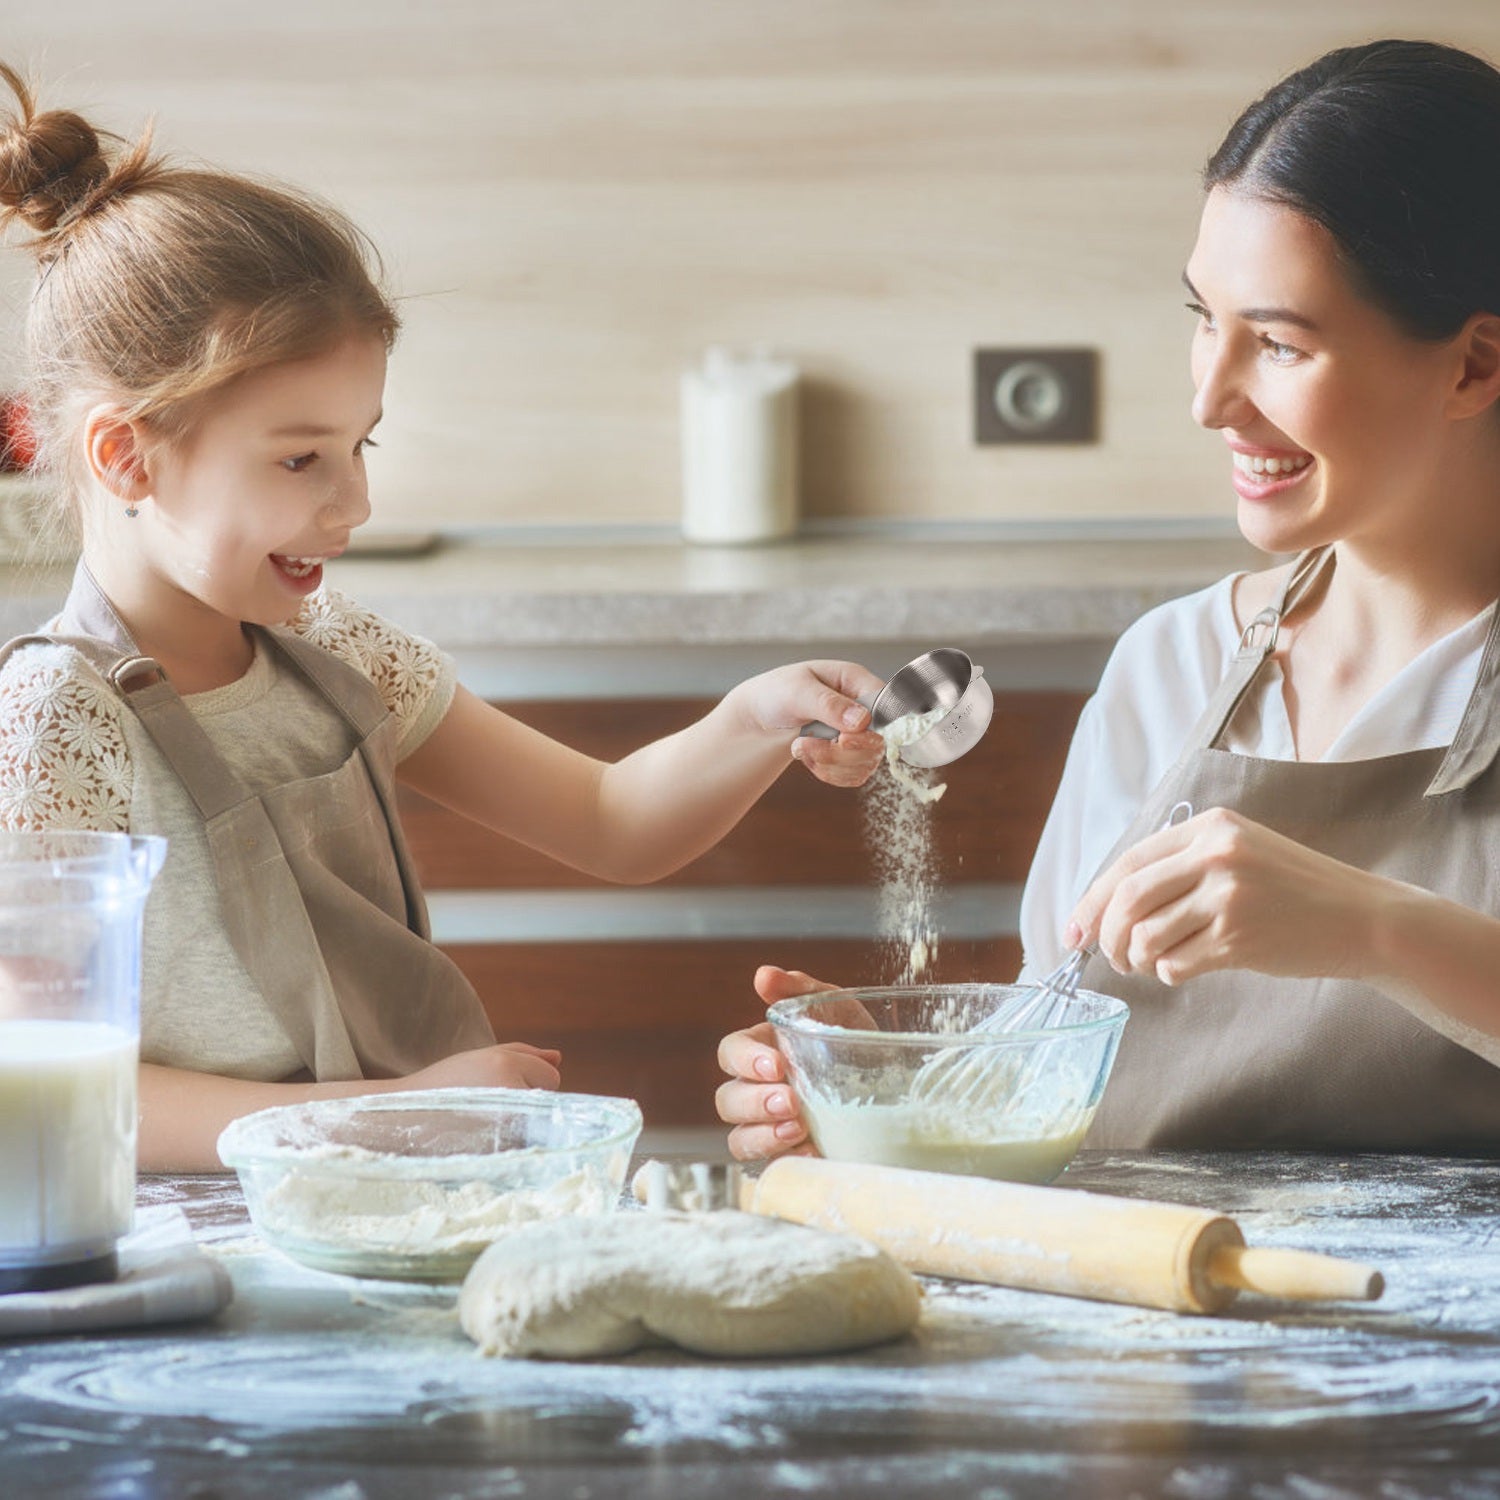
[217, 1087, 642, 1281]
[768, 985, 1127, 1184]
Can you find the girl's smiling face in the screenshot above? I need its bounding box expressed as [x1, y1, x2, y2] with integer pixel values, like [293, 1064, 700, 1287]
[1185, 188, 1466, 557]
[132, 335, 385, 629]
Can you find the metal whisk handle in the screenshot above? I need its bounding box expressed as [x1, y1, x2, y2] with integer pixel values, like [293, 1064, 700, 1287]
[1036, 944, 1096, 1002]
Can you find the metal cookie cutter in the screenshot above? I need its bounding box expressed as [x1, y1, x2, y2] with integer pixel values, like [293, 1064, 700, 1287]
[631, 1159, 748, 1212]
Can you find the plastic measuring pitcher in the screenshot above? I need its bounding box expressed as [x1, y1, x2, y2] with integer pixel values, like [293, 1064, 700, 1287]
[0, 831, 166, 1293]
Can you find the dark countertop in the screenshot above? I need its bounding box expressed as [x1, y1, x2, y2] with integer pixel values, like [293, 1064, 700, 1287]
[4, 1151, 1499, 1499]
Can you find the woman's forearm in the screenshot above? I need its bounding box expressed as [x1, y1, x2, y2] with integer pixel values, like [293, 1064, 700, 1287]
[1366, 880, 1500, 1062]
[138, 1063, 396, 1173]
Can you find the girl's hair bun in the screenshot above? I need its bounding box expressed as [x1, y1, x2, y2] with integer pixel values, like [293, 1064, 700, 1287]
[0, 62, 112, 234]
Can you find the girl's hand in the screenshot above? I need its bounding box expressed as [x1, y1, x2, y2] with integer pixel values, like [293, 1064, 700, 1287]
[716, 966, 838, 1160]
[401, 1041, 563, 1092]
[730, 661, 887, 788]
[1067, 806, 1383, 987]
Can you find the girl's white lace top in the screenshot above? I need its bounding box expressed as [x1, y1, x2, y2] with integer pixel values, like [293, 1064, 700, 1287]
[0, 588, 456, 1080]
[0, 588, 452, 834]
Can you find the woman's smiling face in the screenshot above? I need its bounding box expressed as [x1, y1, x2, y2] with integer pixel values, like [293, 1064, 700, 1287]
[1185, 187, 1465, 557]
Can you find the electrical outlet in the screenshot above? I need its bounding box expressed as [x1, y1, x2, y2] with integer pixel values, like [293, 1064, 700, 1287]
[974, 347, 1098, 444]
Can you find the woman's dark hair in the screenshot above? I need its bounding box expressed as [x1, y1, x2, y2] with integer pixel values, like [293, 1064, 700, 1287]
[1205, 39, 1500, 340]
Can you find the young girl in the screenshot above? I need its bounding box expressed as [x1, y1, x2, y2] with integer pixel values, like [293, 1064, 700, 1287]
[0, 64, 885, 1173]
[721, 38, 1500, 1160]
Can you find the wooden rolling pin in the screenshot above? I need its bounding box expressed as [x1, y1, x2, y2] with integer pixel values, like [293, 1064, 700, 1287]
[637, 1157, 1384, 1315]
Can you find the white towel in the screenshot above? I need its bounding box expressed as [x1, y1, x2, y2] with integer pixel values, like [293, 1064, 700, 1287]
[0, 1206, 232, 1338]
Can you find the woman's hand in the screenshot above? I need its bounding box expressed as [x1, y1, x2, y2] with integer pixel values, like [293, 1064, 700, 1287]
[1067, 806, 1383, 986]
[400, 1041, 563, 1092]
[716, 966, 839, 1160]
[729, 661, 886, 788]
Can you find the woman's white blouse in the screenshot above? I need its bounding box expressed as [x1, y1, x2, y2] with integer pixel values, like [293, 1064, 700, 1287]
[1018, 572, 1495, 979]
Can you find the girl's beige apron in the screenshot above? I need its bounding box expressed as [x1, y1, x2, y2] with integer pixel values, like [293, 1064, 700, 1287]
[1085, 547, 1500, 1150]
[2, 565, 495, 1081]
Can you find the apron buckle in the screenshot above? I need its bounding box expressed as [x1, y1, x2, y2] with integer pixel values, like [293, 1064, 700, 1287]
[108, 655, 168, 693]
[1236, 606, 1281, 659]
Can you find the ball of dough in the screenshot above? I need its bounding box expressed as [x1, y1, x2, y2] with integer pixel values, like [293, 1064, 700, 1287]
[458, 1210, 922, 1359]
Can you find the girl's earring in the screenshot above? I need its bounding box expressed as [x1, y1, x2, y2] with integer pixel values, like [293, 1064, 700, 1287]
[125, 503, 139, 518]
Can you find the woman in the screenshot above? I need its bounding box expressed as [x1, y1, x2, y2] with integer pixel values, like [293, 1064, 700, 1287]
[718, 38, 1500, 1159]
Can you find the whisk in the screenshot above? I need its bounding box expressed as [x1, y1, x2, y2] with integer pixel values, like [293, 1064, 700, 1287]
[905, 946, 1095, 1110]
[909, 801, 1194, 1110]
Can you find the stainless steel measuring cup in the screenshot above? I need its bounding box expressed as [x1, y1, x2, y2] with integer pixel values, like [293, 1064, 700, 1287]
[802, 647, 993, 767]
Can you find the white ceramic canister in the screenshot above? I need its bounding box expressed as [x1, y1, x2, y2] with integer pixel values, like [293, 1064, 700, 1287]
[0, 831, 165, 1293]
[680, 346, 800, 544]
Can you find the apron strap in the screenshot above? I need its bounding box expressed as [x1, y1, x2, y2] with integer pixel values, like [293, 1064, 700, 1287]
[254, 630, 430, 934]
[104, 666, 252, 821]
[3, 631, 252, 820]
[261, 628, 434, 938]
[1181, 546, 1333, 754]
[260, 627, 393, 740]
[1424, 596, 1500, 796]
[43, 562, 392, 810]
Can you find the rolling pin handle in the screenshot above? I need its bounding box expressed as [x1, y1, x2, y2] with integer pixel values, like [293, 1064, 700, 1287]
[1206, 1243, 1384, 1303]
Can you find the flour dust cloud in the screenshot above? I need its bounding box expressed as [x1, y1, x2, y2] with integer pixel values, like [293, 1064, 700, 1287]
[865, 713, 948, 982]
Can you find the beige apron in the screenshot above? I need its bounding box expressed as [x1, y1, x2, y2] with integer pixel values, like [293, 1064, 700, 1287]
[1, 564, 495, 1081]
[1085, 547, 1500, 1150]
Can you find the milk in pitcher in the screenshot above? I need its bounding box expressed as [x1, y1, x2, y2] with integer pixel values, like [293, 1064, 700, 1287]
[0, 1019, 137, 1264]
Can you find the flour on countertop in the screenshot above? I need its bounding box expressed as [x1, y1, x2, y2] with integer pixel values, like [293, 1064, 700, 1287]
[16, 1160, 1496, 1488]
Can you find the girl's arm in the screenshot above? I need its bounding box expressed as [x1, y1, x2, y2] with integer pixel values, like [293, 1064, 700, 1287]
[1067, 807, 1500, 1052]
[138, 1043, 562, 1173]
[397, 662, 885, 884]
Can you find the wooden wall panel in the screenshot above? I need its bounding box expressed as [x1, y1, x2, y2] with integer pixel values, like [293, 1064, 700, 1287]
[452, 936, 1023, 1126]
[399, 691, 1088, 890]
[8, 3, 1500, 528]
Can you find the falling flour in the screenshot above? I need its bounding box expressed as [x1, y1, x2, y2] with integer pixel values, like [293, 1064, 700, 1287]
[866, 709, 949, 981]
[878, 707, 948, 807]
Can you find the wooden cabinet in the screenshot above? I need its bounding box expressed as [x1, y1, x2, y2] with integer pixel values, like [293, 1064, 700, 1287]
[398, 691, 1088, 1124]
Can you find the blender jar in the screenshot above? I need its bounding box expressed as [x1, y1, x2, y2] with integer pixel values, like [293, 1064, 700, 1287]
[0, 831, 165, 1292]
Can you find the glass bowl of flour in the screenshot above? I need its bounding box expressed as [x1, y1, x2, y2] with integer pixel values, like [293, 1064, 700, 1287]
[217, 1087, 642, 1281]
[769, 986, 1126, 1184]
